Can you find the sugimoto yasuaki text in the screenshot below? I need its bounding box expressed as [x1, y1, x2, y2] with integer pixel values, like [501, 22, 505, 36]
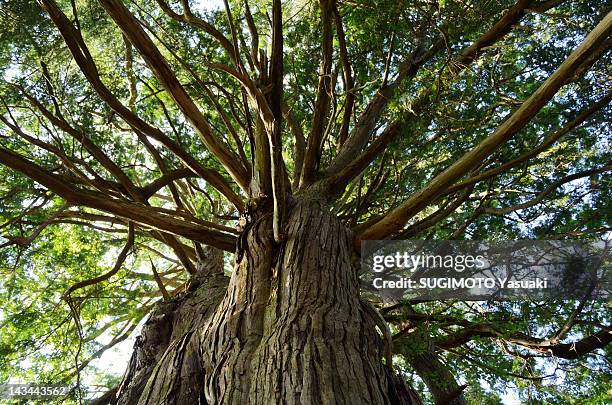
[372, 277, 549, 290]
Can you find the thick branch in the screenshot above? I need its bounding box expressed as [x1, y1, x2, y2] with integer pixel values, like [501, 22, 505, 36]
[141, 168, 197, 198]
[97, 0, 248, 189]
[0, 146, 237, 251]
[268, 0, 286, 242]
[38, 0, 245, 209]
[397, 185, 475, 238]
[325, 121, 401, 195]
[358, 11, 612, 240]
[284, 105, 306, 189]
[325, 0, 561, 183]
[436, 323, 611, 360]
[445, 92, 612, 195]
[300, 0, 334, 186]
[396, 338, 467, 405]
[454, 0, 532, 68]
[324, 40, 441, 176]
[333, 2, 355, 147]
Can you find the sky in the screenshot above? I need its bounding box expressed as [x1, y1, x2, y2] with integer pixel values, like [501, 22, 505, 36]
[193, 0, 225, 12]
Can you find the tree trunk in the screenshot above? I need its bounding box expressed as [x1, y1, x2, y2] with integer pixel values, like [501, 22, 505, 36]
[113, 199, 420, 404]
[403, 339, 467, 405]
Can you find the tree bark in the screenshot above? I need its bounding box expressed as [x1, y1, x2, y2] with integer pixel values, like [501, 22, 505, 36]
[399, 339, 467, 405]
[112, 199, 420, 404]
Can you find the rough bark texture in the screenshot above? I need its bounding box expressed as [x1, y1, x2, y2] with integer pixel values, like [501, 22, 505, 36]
[112, 199, 418, 405]
[401, 339, 467, 405]
[114, 248, 229, 405]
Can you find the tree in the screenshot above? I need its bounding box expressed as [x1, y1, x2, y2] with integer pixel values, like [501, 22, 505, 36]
[0, 0, 610, 403]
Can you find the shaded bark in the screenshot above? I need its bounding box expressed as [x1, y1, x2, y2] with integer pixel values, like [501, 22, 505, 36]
[114, 249, 229, 405]
[398, 338, 467, 405]
[114, 199, 419, 404]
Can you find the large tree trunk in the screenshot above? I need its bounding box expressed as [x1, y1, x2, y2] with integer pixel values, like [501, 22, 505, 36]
[112, 199, 420, 404]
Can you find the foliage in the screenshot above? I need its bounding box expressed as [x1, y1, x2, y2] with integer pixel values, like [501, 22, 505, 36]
[0, 0, 610, 403]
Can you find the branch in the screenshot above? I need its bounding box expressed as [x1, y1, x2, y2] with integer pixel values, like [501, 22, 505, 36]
[332, 3, 355, 148]
[244, 0, 260, 68]
[325, 0, 561, 183]
[0, 204, 69, 249]
[528, 0, 566, 13]
[155, 231, 196, 274]
[0, 109, 100, 193]
[0, 146, 237, 251]
[445, 92, 612, 195]
[21, 91, 210, 274]
[208, 62, 275, 125]
[436, 323, 611, 360]
[454, 0, 532, 68]
[65, 320, 139, 382]
[38, 0, 245, 209]
[396, 337, 467, 405]
[268, 0, 286, 242]
[545, 329, 612, 359]
[300, 0, 334, 186]
[22, 91, 144, 201]
[325, 121, 401, 194]
[324, 39, 442, 176]
[396, 185, 475, 238]
[124, 48, 192, 214]
[483, 164, 611, 215]
[13, 96, 201, 272]
[154, 0, 236, 62]
[64, 222, 135, 297]
[549, 295, 591, 344]
[97, 0, 249, 189]
[358, 11, 612, 241]
[284, 104, 306, 189]
[141, 168, 197, 198]
[150, 258, 171, 301]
